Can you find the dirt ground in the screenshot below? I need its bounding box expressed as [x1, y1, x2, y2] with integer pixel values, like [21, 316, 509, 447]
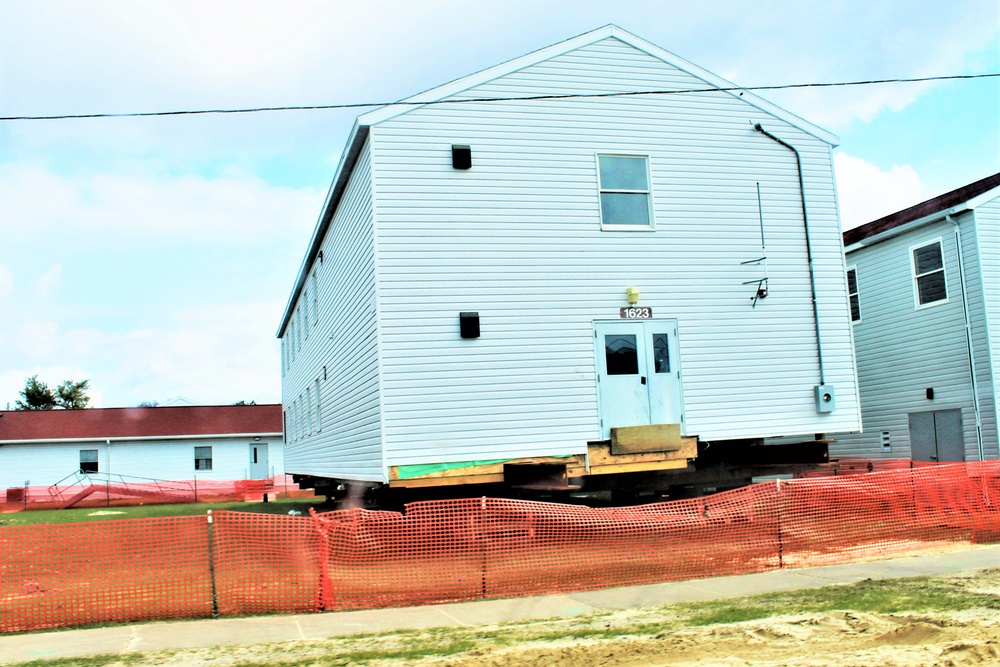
[427, 609, 1000, 667]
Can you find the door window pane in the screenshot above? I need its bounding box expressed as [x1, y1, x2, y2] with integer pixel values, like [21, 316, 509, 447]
[605, 334, 639, 375]
[652, 333, 670, 373]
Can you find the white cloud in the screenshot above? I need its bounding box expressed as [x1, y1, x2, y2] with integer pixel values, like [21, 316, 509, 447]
[0, 264, 13, 297]
[2, 301, 282, 408]
[33, 265, 62, 298]
[0, 163, 321, 245]
[834, 153, 927, 230]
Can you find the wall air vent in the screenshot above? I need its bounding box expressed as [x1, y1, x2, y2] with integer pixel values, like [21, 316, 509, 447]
[452, 145, 472, 170]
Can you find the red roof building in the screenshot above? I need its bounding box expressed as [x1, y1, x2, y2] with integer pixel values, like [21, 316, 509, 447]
[0, 404, 286, 489]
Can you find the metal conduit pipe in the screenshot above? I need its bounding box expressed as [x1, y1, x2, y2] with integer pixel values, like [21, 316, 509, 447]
[753, 123, 826, 387]
[947, 214, 986, 460]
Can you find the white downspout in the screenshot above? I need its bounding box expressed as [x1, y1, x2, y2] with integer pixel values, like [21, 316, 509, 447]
[948, 215, 986, 460]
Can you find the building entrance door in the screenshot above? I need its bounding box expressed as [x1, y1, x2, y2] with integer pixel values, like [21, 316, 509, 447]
[594, 320, 683, 439]
[249, 443, 270, 479]
[908, 409, 964, 462]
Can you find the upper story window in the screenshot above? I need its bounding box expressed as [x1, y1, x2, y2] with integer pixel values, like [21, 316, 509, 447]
[302, 289, 309, 339]
[846, 267, 861, 323]
[597, 155, 653, 229]
[311, 269, 319, 324]
[911, 239, 948, 307]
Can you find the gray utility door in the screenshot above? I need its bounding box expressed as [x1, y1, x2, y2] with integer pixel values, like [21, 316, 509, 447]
[249, 443, 270, 479]
[908, 409, 964, 462]
[595, 320, 683, 439]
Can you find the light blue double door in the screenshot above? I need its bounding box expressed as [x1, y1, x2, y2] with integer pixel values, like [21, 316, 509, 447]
[595, 320, 683, 439]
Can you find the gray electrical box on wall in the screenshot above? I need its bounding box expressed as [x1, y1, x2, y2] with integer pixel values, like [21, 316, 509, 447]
[815, 384, 836, 413]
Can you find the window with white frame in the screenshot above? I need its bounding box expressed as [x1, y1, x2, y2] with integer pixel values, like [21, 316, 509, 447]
[295, 308, 302, 349]
[302, 288, 309, 338]
[79, 449, 98, 473]
[846, 267, 861, 322]
[305, 386, 314, 435]
[194, 446, 213, 471]
[312, 269, 319, 324]
[314, 378, 322, 432]
[597, 155, 653, 228]
[911, 239, 947, 307]
[299, 394, 306, 438]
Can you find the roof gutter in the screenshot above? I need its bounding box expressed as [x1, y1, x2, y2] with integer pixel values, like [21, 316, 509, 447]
[753, 123, 826, 387]
[0, 432, 283, 446]
[948, 215, 986, 461]
[844, 204, 972, 254]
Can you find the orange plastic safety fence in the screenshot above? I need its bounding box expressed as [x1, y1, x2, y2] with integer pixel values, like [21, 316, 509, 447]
[778, 462, 1000, 567]
[482, 484, 781, 598]
[312, 499, 485, 610]
[211, 511, 323, 616]
[2, 461, 999, 633]
[0, 516, 212, 633]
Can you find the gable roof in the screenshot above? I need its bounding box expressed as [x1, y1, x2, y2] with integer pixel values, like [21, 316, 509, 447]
[357, 25, 839, 144]
[278, 25, 839, 337]
[0, 404, 283, 444]
[844, 172, 1000, 247]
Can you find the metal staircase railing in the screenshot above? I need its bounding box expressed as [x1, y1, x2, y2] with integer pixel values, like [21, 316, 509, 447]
[48, 472, 196, 508]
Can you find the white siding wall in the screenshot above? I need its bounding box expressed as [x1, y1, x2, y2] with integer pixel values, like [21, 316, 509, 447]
[0, 437, 284, 489]
[832, 213, 991, 459]
[974, 197, 1000, 455]
[371, 38, 860, 468]
[281, 139, 384, 481]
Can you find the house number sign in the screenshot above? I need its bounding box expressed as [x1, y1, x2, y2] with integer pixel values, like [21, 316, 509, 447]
[620, 307, 652, 319]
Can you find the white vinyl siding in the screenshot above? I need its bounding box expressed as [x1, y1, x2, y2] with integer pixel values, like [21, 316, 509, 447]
[369, 37, 859, 468]
[280, 138, 383, 481]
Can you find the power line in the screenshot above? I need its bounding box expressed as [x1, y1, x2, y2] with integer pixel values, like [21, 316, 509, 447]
[2, 73, 997, 122]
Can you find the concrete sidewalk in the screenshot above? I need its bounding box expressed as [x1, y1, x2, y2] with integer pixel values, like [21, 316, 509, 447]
[3, 544, 999, 665]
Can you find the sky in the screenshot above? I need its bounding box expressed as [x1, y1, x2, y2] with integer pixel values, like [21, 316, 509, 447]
[1, 0, 998, 409]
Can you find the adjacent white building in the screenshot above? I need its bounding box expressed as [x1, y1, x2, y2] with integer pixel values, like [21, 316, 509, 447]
[832, 173, 1000, 462]
[278, 25, 861, 488]
[0, 404, 284, 489]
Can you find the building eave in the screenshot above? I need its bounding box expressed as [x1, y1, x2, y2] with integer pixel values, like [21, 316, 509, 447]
[277, 123, 371, 338]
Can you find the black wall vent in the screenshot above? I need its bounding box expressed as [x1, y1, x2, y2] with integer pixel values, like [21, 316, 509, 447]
[452, 145, 472, 170]
[459, 312, 480, 338]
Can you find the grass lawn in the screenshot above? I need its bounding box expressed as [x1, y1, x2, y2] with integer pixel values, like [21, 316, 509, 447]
[0, 497, 335, 527]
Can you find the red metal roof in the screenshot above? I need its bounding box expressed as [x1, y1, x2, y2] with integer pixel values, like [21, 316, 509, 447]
[0, 404, 283, 442]
[844, 172, 1000, 247]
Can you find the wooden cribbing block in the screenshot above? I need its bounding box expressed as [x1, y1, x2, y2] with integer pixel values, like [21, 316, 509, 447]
[610, 423, 683, 455]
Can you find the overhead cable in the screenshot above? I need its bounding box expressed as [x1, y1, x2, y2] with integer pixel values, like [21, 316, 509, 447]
[1, 72, 997, 121]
